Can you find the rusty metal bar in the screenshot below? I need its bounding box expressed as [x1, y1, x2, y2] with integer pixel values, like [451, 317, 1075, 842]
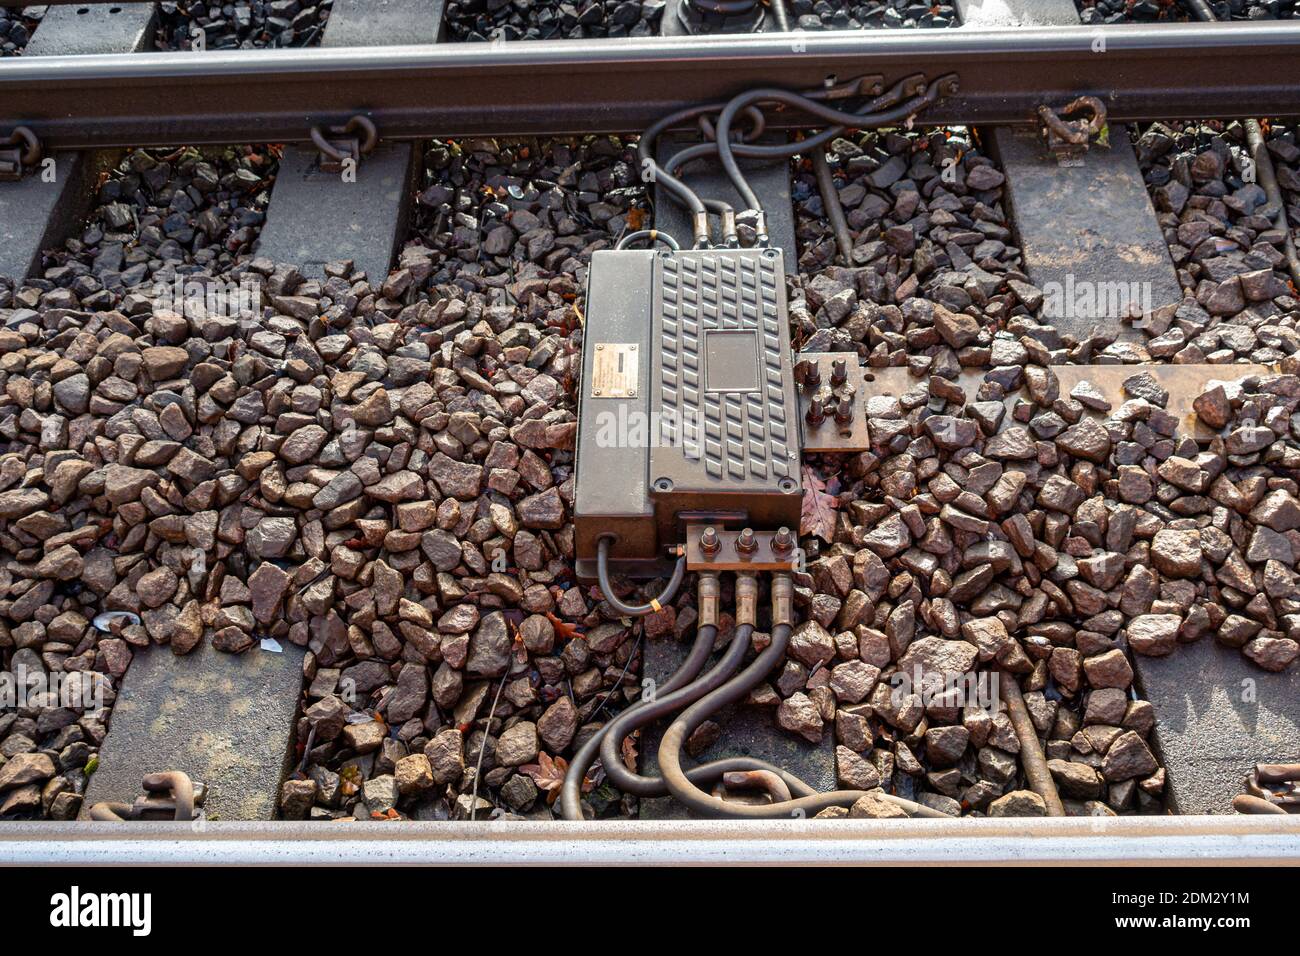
[1, 24, 1300, 148]
[1000, 672, 1067, 818]
[1179, 1, 1300, 288]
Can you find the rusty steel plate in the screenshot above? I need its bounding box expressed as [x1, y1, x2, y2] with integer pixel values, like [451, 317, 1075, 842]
[796, 352, 874, 453]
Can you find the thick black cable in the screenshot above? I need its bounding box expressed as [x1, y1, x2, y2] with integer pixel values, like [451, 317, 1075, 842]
[559, 623, 718, 821]
[715, 80, 952, 214]
[599, 623, 830, 798]
[813, 146, 854, 265]
[647, 73, 933, 248]
[595, 535, 686, 618]
[637, 76, 911, 229]
[636, 101, 756, 237]
[657, 622, 948, 818]
[638, 103, 766, 246]
[600, 623, 751, 795]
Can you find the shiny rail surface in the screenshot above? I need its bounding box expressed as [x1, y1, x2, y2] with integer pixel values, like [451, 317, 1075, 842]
[0, 23, 1299, 146]
[1, 817, 1298, 865]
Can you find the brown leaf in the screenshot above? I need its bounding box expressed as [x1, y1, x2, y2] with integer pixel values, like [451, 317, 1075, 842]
[621, 731, 640, 773]
[508, 618, 528, 666]
[521, 752, 570, 804]
[545, 611, 581, 642]
[800, 465, 838, 543]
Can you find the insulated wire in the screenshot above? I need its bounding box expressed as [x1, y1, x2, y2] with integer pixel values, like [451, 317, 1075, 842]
[645, 73, 938, 248]
[713, 79, 954, 214]
[813, 145, 854, 265]
[598, 623, 831, 799]
[637, 102, 766, 246]
[615, 228, 681, 251]
[595, 536, 687, 618]
[559, 622, 718, 821]
[599, 623, 754, 795]
[657, 622, 949, 818]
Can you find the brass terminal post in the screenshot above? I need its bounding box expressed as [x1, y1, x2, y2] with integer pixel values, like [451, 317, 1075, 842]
[771, 572, 794, 627]
[698, 572, 721, 629]
[735, 573, 759, 627]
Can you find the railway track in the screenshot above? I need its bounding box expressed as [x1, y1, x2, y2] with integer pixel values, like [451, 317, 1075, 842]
[0, 0, 1298, 865]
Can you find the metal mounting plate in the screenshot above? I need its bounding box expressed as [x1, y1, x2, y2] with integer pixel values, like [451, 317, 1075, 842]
[683, 524, 797, 571]
[796, 351, 875, 453]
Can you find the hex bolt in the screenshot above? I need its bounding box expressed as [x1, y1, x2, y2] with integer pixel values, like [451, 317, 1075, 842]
[806, 397, 825, 426]
[772, 526, 794, 554]
[700, 526, 721, 556]
[736, 527, 758, 555]
[830, 358, 848, 387]
[804, 362, 821, 389]
[835, 397, 853, 425]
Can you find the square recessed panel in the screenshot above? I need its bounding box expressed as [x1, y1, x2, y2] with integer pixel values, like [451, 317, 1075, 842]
[704, 329, 760, 393]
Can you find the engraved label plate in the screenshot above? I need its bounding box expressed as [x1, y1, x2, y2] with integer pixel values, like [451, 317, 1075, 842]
[591, 342, 639, 398]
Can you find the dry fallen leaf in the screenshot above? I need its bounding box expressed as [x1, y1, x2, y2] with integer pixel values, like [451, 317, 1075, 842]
[800, 465, 839, 543]
[621, 731, 640, 773]
[521, 752, 570, 805]
[545, 611, 581, 642]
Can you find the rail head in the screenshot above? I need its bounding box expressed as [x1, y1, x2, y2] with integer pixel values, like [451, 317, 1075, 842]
[0, 22, 1299, 146]
[2, 815, 1298, 865]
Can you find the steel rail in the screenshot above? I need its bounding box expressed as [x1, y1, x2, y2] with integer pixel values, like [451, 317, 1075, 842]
[0, 816, 1297, 865]
[0, 23, 1299, 147]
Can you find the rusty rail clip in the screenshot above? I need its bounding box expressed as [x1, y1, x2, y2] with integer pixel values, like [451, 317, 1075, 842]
[0, 126, 41, 182]
[820, 73, 885, 101]
[310, 115, 378, 173]
[1233, 762, 1300, 814]
[1036, 96, 1107, 164]
[87, 770, 207, 822]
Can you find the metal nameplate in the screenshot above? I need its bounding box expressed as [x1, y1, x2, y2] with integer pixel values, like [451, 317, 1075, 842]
[591, 342, 638, 399]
